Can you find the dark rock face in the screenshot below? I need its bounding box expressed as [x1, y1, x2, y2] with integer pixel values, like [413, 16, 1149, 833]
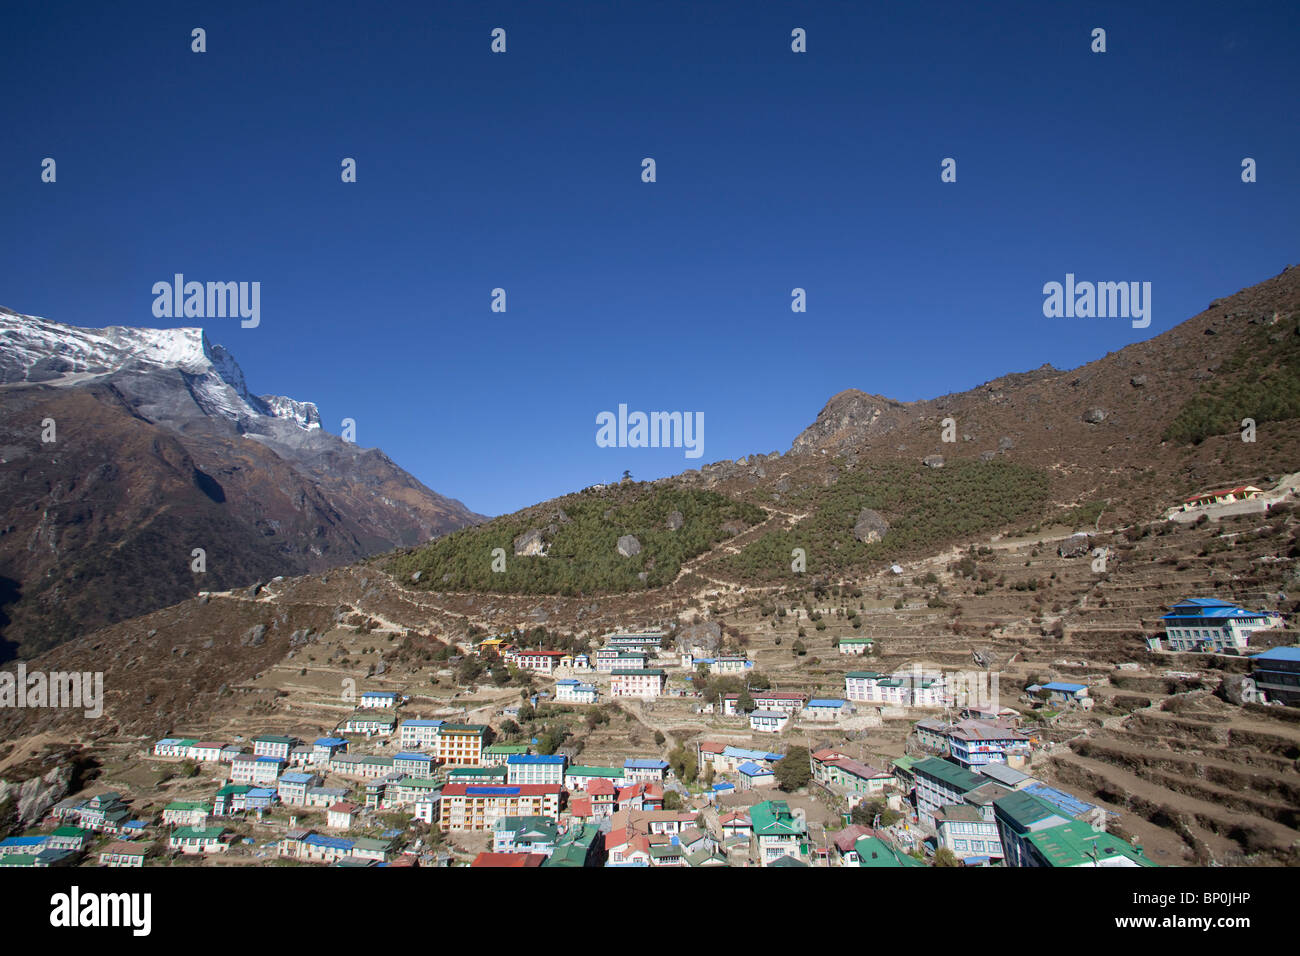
[677, 620, 722, 657]
[853, 508, 889, 543]
[0, 309, 484, 659]
[513, 529, 548, 557]
[1058, 532, 1091, 558]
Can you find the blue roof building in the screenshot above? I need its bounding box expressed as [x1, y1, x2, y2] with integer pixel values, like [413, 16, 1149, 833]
[506, 753, 566, 785]
[1250, 645, 1300, 705]
[1158, 598, 1283, 653]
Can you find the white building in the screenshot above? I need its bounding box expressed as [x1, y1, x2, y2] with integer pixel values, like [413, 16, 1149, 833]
[1156, 598, 1284, 653]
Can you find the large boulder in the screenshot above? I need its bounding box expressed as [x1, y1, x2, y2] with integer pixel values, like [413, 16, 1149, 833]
[513, 529, 548, 557]
[1082, 408, 1108, 424]
[666, 511, 684, 531]
[1057, 533, 1091, 558]
[922, 455, 945, 469]
[677, 621, 722, 657]
[617, 535, 642, 557]
[853, 508, 889, 544]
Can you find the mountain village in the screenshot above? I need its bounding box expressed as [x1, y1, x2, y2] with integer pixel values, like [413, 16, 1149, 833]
[4, 558, 1297, 868]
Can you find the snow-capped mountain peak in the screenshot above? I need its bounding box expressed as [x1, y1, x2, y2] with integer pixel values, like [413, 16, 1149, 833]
[0, 307, 319, 431]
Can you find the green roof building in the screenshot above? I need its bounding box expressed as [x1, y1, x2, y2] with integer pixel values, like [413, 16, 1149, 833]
[1023, 821, 1156, 868]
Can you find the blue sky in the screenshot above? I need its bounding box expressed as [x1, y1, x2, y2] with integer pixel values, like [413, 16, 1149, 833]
[3, 0, 1297, 516]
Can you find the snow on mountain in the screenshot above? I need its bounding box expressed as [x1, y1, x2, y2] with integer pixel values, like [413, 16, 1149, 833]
[0, 307, 319, 431]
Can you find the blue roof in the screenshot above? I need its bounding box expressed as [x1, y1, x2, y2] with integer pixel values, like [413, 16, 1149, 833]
[402, 720, 443, 727]
[1162, 599, 1272, 620]
[712, 783, 735, 792]
[279, 773, 315, 784]
[363, 691, 397, 698]
[314, 737, 347, 747]
[465, 786, 524, 796]
[0, 836, 49, 847]
[807, 698, 847, 707]
[394, 752, 433, 762]
[304, 834, 354, 850]
[507, 754, 565, 764]
[721, 746, 783, 762]
[1041, 682, 1087, 693]
[624, 759, 669, 769]
[1023, 784, 1095, 819]
[555, 679, 578, 686]
[1252, 646, 1300, 662]
[738, 762, 772, 776]
[247, 787, 277, 797]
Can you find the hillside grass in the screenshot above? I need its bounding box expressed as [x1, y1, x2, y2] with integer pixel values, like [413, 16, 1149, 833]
[389, 484, 765, 596]
[720, 459, 1051, 582]
[1164, 308, 1300, 445]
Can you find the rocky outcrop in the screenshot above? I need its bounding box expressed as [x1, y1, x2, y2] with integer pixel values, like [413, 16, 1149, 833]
[617, 535, 642, 557]
[853, 508, 890, 544]
[1058, 532, 1091, 558]
[513, 529, 548, 557]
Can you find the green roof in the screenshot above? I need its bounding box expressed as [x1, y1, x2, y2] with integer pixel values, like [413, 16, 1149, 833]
[439, 723, 488, 734]
[610, 669, 665, 677]
[171, 826, 225, 840]
[396, 776, 439, 789]
[543, 844, 589, 867]
[484, 744, 530, 755]
[993, 791, 1069, 832]
[566, 766, 623, 778]
[215, 785, 255, 796]
[839, 637, 875, 644]
[768, 854, 809, 867]
[855, 836, 925, 867]
[50, 826, 86, 838]
[913, 757, 984, 794]
[891, 756, 918, 772]
[1024, 821, 1157, 868]
[556, 824, 599, 850]
[164, 801, 208, 812]
[351, 837, 395, 852]
[686, 849, 729, 867]
[750, 800, 806, 837]
[448, 766, 506, 778]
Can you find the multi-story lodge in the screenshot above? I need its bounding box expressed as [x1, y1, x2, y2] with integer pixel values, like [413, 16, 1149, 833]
[845, 670, 952, 708]
[398, 719, 443, 749]
[596, 649, 648, 673]
[611, 669, 667, 699]
[1250, 646, 1300, 705]
[231, 754, 285, 786]
[506, 754, 566, 786]
[434, 723, 488, 766]
[1154, 598, 1284, 653]
[252, 735, 297, 760]
[555, 679, 599, 704]
[439, 784, 563, 831]
[913, 757, 986, 828]
[515, 650, 569, 675]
